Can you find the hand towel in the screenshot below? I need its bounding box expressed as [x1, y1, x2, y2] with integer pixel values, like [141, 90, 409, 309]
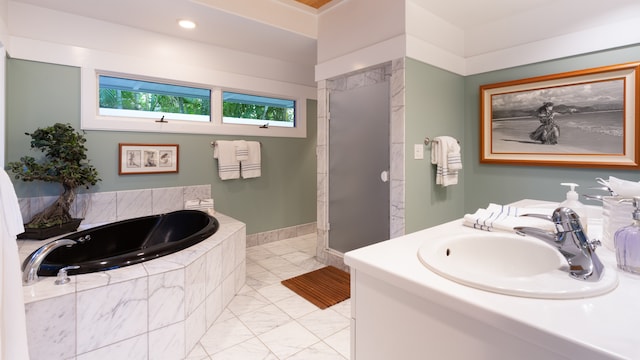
[234, 140, 249, 161]
[463, 203, 554, 232]
[241, 141, 261, 178]
[213, 140, 240, 180]
[0, 169, 30, 360]
[431, 136, 461, 186]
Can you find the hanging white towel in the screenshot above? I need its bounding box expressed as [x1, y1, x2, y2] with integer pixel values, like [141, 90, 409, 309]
[241, 141, 261, 178]
[213, 140, 240, 180]
[0, 169, 30, 360]
[463, 203, 554, 232]
[430, 136, 461, 186]
[234, 140, 249, 161]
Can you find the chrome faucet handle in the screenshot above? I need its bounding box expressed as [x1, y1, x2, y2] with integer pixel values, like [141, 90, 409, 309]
[55, 265, 80, 285]
[76, 234, 91, 243]
[519, 212, 553, 222]
[523, 207, 585, 234]
[550, 207, 583, 230]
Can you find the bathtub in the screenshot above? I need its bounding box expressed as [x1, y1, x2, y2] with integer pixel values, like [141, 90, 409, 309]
[28, 209, 219, 276]
[22, 211, 246, 360]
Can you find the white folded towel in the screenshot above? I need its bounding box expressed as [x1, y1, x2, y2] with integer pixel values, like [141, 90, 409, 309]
[185, 199, 215, 214]
[234, 140, 249, 161]
[431, 136, 461, 186]
[213, 140, 240, 180]
[0, 169, 30, 360]
[241, 141, 261, 178]
[463, 203, 555, 232]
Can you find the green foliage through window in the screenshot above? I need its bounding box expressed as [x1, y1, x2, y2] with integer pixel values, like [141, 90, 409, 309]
[223, 92, 295, 127]
[99, 76, 210, 120]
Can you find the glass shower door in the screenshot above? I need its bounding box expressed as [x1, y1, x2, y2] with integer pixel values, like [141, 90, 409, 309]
[328, 80, 390, 253]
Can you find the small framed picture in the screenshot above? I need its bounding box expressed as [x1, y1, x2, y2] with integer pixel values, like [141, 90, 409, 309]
[119, 143, 179, 175]
[480, 61, 640, 168]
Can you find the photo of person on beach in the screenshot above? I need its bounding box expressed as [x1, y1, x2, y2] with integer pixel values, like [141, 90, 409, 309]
[489, 79, 624, 155]
[529, 102, 559, 145]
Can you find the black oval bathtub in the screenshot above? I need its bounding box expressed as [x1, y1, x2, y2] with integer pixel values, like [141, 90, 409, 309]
[27, 210, 219, 276]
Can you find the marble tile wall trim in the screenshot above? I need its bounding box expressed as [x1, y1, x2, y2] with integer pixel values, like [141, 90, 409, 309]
[316, 59, 406, 266]
[246, 222, 318, 248]
[22, 212, 246, 360]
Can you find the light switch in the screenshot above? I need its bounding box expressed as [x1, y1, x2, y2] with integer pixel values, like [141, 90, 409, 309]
[414, 144, 424, 159]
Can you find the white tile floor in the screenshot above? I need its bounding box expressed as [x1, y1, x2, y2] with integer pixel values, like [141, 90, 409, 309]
[186, 233, 351, 359]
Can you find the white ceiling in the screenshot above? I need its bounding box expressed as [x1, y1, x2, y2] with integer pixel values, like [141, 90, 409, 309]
[9, 0, 640, 65]
[412, 0, 557, 29]
[412, 0, 640, 31]
[9, 0, 320, 65]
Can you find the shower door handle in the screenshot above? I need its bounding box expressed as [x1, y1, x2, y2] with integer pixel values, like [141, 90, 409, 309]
[380, 170, 389, 183]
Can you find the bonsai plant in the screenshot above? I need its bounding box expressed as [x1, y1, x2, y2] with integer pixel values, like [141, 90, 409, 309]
[7, 123, 100, 238]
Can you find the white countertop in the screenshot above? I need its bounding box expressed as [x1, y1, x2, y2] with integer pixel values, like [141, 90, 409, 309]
[344, 200, 640, 360]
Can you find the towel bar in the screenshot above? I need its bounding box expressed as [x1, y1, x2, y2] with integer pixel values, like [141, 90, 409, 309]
[424, 137, 459, 146]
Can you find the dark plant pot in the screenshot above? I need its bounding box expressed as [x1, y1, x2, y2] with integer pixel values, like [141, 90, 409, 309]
[17, 218, 83, 240]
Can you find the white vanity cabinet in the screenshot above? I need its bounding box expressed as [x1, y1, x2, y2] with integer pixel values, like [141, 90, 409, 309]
[350, 269, 590, 360]
[345, 201, 640, 360]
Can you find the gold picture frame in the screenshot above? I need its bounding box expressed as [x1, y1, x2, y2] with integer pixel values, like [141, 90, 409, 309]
[119, 143, 179, 175]
[480, 62, 640, 168]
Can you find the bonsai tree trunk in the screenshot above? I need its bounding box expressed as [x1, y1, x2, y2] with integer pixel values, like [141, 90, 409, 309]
[25, 184, 76, 228]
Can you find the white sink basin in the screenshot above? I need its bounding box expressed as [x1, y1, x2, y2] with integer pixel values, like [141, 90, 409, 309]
[417, 232, 618, 299]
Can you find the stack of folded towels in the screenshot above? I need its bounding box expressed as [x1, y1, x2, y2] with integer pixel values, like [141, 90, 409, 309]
[463, 203, 555, 232]
[185, 199, 215, 215]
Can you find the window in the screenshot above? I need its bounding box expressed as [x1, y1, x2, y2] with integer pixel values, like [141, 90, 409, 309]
[98, 75, 211, 122]
[222, 92, 295, 128]
[82, 69, 307, 138]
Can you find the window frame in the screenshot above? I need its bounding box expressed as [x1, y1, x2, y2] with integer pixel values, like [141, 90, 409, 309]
[82, 69, 307, 138]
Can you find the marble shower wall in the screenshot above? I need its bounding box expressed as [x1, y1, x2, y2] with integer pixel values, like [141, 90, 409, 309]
[317, 58, 406, 269]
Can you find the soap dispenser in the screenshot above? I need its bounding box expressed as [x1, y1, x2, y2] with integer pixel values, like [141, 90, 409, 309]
[559, 182, 588, 231]
[614, 196, 640, 274]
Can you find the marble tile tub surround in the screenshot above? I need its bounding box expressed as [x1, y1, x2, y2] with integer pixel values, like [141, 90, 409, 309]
[19, 212, 246, 360]
[17, 184, 213, 227]
[317, 58, 406, 269]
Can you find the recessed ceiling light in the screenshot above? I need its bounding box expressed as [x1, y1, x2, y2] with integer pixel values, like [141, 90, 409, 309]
[178, 19, 196, 29]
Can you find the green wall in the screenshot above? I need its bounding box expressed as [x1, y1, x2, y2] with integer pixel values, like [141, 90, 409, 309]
[463, 44, 640, 213]
[405, 45, 640, 233]
[10, 45, 640, 238]
[404, 58, 465, 233]
[5, 58, 317, 235]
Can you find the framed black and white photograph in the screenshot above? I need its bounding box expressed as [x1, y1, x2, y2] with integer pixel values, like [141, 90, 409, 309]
[480, 62, 640, 168]
[119, 143, 179, 174]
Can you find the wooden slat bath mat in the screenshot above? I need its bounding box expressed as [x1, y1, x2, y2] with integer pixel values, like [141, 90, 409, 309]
[281, 265, 350, 309]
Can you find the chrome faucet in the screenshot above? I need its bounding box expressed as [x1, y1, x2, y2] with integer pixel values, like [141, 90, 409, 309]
[514, 207, 604, 282]
[22, 238, 77, 285]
